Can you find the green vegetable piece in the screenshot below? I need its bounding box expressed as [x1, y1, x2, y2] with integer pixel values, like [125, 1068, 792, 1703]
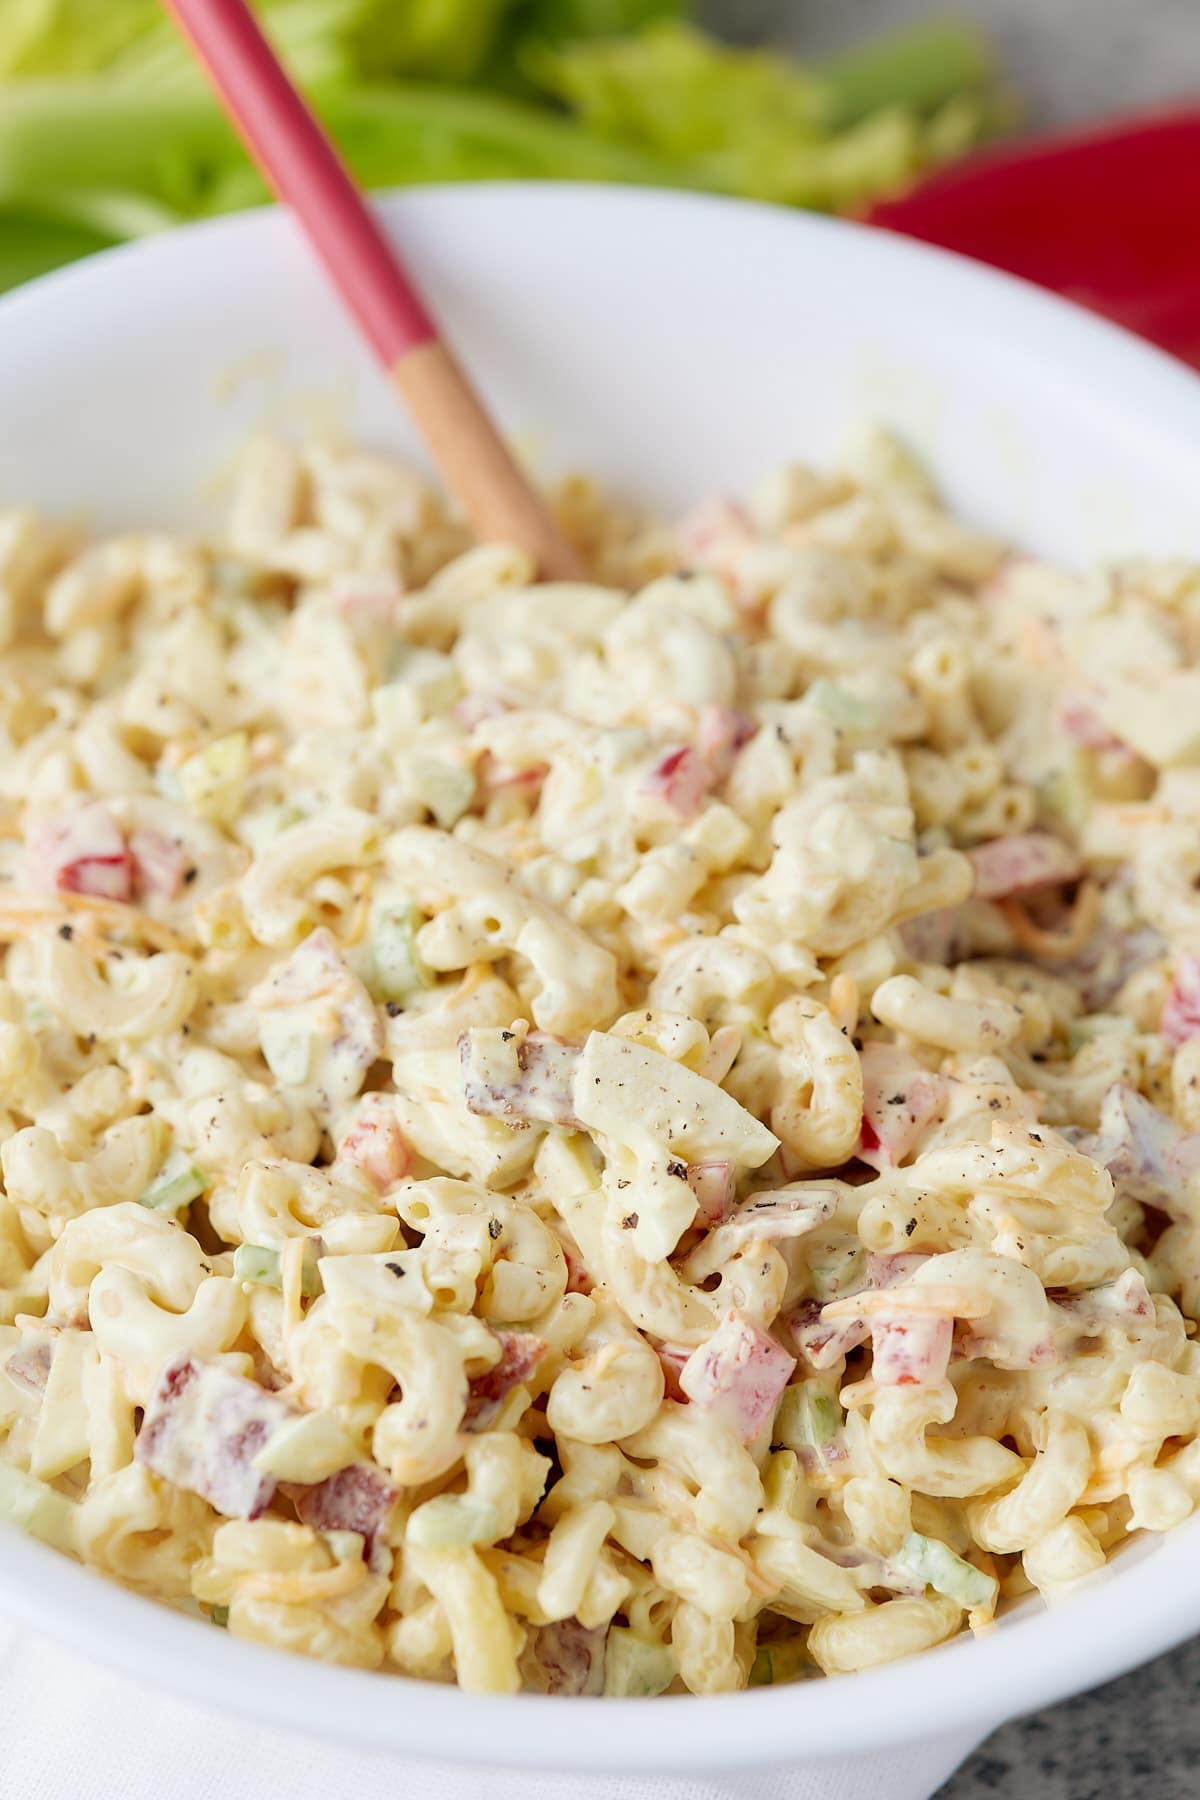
[209, 1603, 229, 1628]
[775, 1382, 841, 1450]
[371, 901, 431, 1002]
[802, 679, 878, 733]
[0, 6, 1007, 295]
[749, 1635, 813, 1686]
[818, 17, 996, 127]
[896, 1531, 998, 1611]
[233, 1242, 322, 1298]
[406, 1493, 499, 1548]
[139, 1151, 206, 1215]
[0, 1462, 77, 1552]
[808, 1243, 867, 1300]
[403, 752, 476, 829]
[0, 206, 117, 292]
[603, 1626, 675, 1697]
[178, 731, 249, 826]
[259, 1017, 314, 1086]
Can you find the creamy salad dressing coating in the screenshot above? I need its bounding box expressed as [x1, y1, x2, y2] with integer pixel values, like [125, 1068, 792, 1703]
[1, 430, 1200, 1694]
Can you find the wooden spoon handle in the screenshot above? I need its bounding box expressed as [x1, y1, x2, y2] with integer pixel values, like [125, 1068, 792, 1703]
[166, 0, 585, 579]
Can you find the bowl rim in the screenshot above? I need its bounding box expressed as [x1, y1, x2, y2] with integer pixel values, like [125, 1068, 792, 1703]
[3, 181, 1200, 1771]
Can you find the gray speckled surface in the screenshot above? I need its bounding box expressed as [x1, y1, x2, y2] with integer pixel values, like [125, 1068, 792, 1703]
[711, 0, 1198, 127]
[711, 3, 1200, 1795]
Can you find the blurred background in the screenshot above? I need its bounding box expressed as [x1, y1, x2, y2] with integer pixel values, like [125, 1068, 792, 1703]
[716, 0, 1194, 126]
[2, 0, 1196, 358]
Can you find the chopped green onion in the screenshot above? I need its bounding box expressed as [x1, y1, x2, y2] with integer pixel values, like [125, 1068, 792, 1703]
[233, 1242, 321, 1298]
[370, 901, 431, 1002]
[209, 1603, 229, 1628]
[406, 1493, 499, 1548]
[895, 1531, 998, 1611]
[602, 1627, 675, 1697]
[139, 1150, 206, 1215]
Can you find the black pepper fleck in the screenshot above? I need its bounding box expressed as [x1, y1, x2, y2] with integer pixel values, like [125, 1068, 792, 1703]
[57, 923, 73, 941]
[385, 1261, 405, 1278]
[666, 1160, 687, 1181]
[487, 1218, 502, 1241]
[905, 1218, 918, 1237]
[385, 1001, 402, 1017]
[621, 1213, 639, 1230]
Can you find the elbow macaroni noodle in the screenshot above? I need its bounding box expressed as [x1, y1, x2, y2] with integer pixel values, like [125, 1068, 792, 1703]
[0, 428, 1199, 1694]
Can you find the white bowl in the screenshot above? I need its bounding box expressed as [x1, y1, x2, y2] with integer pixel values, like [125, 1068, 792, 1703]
[2, 184, 1200, 1773]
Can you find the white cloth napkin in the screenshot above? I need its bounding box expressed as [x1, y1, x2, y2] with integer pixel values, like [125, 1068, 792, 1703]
[0, 1616, 982, 1800]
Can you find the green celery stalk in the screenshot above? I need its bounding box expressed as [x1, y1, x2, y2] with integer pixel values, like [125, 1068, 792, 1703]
[233, 1241, 323, 1297]
[139, 1151, 207, 1216]
[818, 16, 996, 126]
[0, 207, 116, 291]
[0, 83, 243, 210]
[896, 1531, 998, 1610]
[0, 77, 690, 228]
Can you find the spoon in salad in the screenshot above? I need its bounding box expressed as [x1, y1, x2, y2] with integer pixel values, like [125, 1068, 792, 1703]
[165, 0, 586, 581]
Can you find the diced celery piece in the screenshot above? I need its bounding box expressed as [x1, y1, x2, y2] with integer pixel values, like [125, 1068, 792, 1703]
[760, 1447, 804, 1513]
[808, 1243, 866, 1299]
[177, 731, 249, 826]
[749, 1636, 814, 1685]
[209, 1604, 229, 1628]
[373, 648, 461, 729]
[1038, 748, 1093, 835]
[259, 1017, 313, 1086]
[139, 1150, 206, 1215]
[406, 1493, 499, 1548]
[1066, 1013, 1134, 1057]
[0, 1461, 77, 1551]
[403, 751, 476, 829]
[370, 901, 431, 1002]
[896, 1531, 998, 1610]
[775, 1383, 841, 1450]
[603, 1627, 675, 1698]
[802, 679, 878, 733]
[233, 1242, 321, 1298]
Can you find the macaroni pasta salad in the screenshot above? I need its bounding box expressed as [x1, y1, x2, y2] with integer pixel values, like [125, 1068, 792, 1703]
[2, 429, 1200, 1696]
